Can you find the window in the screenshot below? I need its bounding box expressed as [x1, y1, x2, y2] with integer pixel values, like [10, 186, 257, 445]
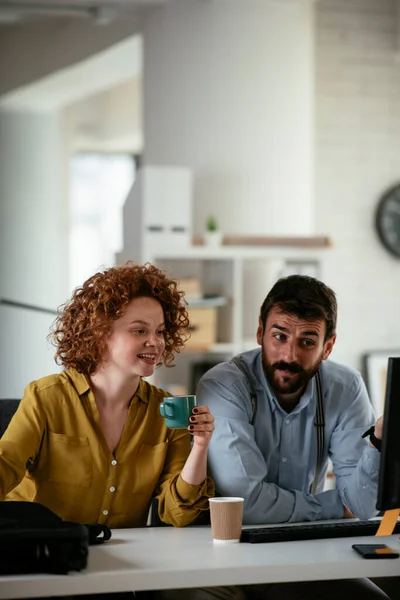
[69, 153, 136, 291]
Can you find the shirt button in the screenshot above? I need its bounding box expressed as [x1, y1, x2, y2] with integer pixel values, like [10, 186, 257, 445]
[110, 487, 116, 493]
[103, 510, 109, 516]
[282, 457, 288, 463]
[285, 419, 291, 425]
[111, 460, 117, 466]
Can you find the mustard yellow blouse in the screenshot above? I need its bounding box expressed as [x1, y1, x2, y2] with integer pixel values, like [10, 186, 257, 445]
[0, 370, 214, 528]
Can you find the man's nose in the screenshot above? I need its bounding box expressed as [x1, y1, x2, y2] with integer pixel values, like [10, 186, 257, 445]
[283, 340, 297, 363]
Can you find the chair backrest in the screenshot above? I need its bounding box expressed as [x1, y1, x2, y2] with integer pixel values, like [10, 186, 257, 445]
[0, 399, 20, 438]
[149, 497, 169, 527]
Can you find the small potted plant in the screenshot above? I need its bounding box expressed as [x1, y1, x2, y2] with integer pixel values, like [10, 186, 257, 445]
[204, 215, 223, 247]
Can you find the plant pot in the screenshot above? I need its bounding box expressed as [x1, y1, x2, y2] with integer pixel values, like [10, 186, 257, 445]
[204, 231, 223, 247]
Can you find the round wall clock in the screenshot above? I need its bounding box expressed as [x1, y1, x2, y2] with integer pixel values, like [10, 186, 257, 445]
[375, 184, 400, 258]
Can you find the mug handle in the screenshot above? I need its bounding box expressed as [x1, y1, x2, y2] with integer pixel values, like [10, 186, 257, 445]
[160, 400, 174, 418]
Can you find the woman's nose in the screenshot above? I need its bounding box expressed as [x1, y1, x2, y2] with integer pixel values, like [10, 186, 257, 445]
[145, 333, 161, 346]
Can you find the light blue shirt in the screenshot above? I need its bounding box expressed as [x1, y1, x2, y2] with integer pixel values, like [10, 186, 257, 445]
[197, 348, 380, 524]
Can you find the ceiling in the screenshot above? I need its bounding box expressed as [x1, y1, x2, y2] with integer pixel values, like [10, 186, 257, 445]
[0, 0, 173, 24]
[0, 34, 142, 110]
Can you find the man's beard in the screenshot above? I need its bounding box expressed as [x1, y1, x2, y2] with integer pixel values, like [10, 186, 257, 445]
[262, 349, 323, 397]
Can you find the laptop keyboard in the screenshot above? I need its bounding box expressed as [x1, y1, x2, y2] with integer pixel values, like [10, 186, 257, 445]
[240, 519, 400, 543]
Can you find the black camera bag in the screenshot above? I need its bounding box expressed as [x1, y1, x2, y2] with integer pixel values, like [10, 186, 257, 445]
[0, 501, 111, 575]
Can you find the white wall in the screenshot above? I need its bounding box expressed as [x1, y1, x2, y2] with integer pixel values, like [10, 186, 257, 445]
[143, 0, 315, 237]
[315, 0, 400, 369]
[0, 110, 69, 309]
[0, 109, 67, 397]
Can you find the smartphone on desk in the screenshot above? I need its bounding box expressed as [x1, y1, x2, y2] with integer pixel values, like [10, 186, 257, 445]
[352, 544, 399, 559]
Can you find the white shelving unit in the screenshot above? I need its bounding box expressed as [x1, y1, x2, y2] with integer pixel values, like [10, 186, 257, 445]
[149, 245, 329, 393]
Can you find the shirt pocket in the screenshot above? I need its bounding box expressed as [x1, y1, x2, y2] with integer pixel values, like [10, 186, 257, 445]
[47, 432, 92, 488]
[134, 441, 168, 493]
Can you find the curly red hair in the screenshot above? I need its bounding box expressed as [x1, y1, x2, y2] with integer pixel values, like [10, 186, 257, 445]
[49, 262, 189, 374]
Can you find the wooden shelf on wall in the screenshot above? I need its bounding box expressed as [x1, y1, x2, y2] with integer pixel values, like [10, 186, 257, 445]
[193, 235, 332, 248]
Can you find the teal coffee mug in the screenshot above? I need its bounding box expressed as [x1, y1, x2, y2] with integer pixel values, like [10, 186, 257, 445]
[159, 395, 197, 429]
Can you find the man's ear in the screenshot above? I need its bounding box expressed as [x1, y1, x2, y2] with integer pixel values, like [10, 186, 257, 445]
[257, 318, 264, 346]
[322, 334, 336, 360]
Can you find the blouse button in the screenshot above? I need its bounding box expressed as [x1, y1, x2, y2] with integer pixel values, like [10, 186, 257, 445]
[111, 460, 117, 466]
[103, 510, 109, 516]
[110, 487, 116, 493]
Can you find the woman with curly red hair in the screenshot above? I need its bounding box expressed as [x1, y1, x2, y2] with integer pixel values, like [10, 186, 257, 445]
[0, 263, 215, 528]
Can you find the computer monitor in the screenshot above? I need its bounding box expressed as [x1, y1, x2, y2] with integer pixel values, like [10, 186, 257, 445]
[376, 356, 400, 511]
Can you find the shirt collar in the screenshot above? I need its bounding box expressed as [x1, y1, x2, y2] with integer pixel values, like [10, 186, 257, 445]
[65, 369, 91, 396]
[135, 378, 150, 404]
[65, 369, 149, 404]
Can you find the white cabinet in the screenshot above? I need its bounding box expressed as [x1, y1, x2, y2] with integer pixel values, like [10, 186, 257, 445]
[118, 166, 193, 265]
[149, 245, 328, 393]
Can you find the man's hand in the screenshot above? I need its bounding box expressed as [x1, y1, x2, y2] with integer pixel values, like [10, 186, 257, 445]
[343, 505, 355, 519]
[374, 415, 383, 440]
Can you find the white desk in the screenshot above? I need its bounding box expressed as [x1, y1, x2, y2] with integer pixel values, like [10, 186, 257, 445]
[1, 527, 399, 599]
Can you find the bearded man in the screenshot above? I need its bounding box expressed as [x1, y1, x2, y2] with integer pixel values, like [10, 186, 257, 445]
[197, 275, 382, 524]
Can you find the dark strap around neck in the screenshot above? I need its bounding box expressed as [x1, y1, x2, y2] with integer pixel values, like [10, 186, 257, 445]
[311, 370, 325, 494]
[231, 356, 258, 425]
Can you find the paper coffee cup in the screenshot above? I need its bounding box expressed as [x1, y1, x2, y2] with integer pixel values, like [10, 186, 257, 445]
[209, 497, 244, 543]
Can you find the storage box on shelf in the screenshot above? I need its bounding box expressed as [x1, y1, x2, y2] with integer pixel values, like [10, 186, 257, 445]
[185, 307, 217, 351]
[177, 278, 227, 351]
